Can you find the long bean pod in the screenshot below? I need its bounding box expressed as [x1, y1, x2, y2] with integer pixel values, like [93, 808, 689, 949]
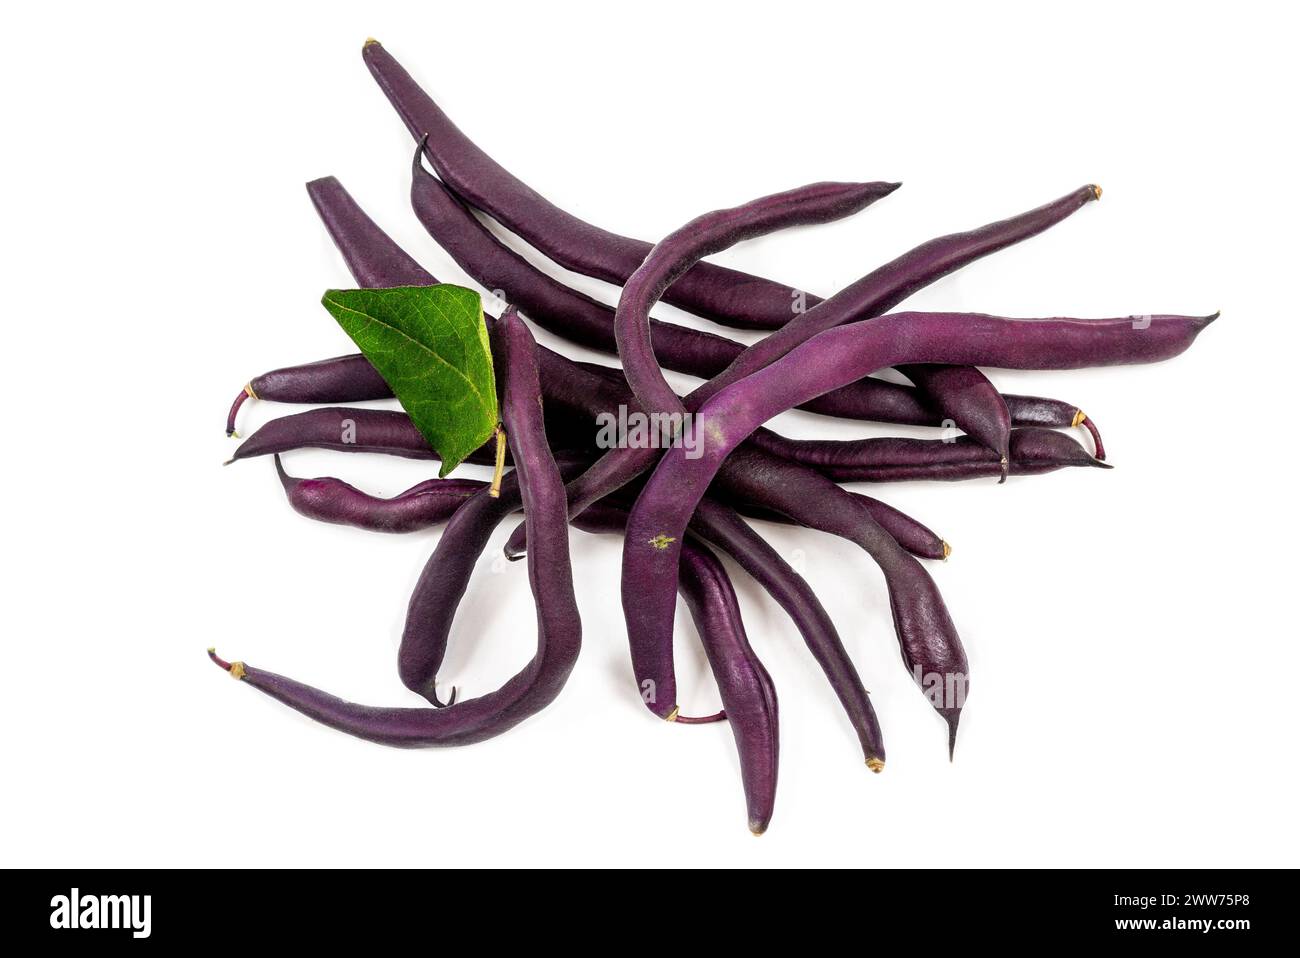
[573, 502, 779, 832]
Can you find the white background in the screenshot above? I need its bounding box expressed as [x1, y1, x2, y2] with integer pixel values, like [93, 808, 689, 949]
[4, 1, 1296, 867]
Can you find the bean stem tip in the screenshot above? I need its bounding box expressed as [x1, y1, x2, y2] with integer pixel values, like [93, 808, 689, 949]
[488, 426, 507, 498]
[866, 758, 885, 774]
[941, 541, 952, 561]
[207, 648, 245, 680]
[226, 386, 255, 437]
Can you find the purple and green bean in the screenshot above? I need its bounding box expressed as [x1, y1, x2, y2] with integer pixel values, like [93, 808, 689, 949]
[213, 40, 1215, 833]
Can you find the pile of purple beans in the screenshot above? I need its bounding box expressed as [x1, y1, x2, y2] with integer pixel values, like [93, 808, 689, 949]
[215, 41, 1215, 834]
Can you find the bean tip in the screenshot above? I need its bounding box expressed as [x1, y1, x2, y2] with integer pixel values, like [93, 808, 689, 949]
[1090, 184, 1103, 200]
[363, 37, 380, 48]
[944, 710, 961, 762]
[866, 758, 885, 774]
[941, 541, 952, 561]
[749, 822, 769, 837]
[664, 706, 680, 723]
[222, 457, 236, 467]
[998, 455, 1009, 484]
[429, 683, 458, 708]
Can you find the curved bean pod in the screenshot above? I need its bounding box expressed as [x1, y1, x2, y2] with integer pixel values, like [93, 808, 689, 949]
[709, 446, 966, 750]
[604, 177, 898, 417]
[732, 486, 949, 561]
[275, 454, 485, 533]
[411, 145, 752, 379]
[209, 308, 582, 746]
[573, 502, 780, 832]
[685, 500, 885, 769]
[365, 39, 823, 332]
[398, 477, 522, 707]
[232, 407, 472, 463]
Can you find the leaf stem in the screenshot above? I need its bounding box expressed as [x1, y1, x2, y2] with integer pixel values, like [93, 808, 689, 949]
[489, 425, 507, 498]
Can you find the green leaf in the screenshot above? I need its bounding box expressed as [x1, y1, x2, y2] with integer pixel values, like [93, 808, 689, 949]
[322, 285, 498, 477]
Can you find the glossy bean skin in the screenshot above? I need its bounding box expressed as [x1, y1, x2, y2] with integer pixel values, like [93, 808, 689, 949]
[275, 454, 484, 533]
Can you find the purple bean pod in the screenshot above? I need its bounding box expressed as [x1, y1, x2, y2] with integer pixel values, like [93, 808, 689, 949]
[573, 502, 780, 832]
[397, 476, 522, 707]
[208, 308, 582, 746]
[411, 145, 748, 378]
[686, 500, 885, 770]
[896, 364, 1012, 479]
[732, 485, 949, 561]
[365, 39, 823, 332]
[750, 426, 1108, 484]
[607, 178, 900, 417]
[274, 454, 485, 533]
[230, 406, 591, 467]
[623, 310, 1216, 753]
[232, 407, 470, 463]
